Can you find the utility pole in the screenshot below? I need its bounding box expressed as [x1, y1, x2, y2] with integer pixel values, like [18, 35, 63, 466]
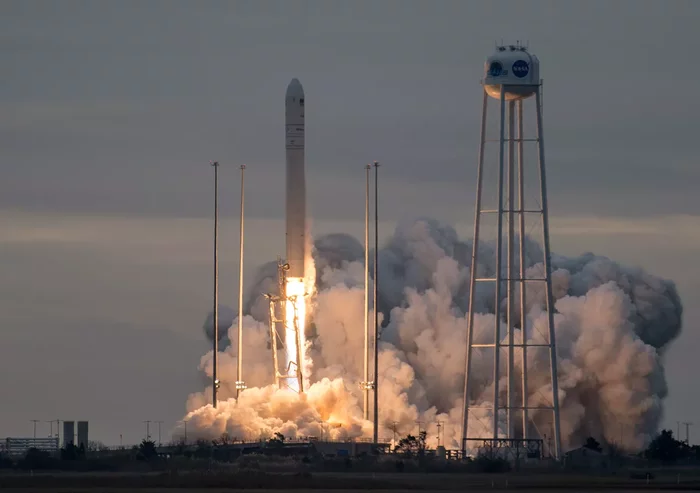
[212, 160, 220, 408]
[30, 420, 39, 438]
[46, 419, 60, 444]
[144, 420, 152, 441]
[372, 161, 380, 444]
[415, 420, 424, 436]
[683, 422, 693, 444]
[183, 420, 188, 444]
[436, 421, 444, 448]
[156, 421, 164, 446]
[390, 421, 398, 447]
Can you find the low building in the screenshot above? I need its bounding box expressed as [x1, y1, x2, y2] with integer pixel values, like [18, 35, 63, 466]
[4, 437, 60, 457]
[564, 446, 609, 470]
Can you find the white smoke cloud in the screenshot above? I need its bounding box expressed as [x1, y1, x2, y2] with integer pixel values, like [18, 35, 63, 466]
[180, 218, 682, 454]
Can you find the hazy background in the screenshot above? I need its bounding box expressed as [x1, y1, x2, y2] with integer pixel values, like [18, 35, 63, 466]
[2, 0, 698, 445]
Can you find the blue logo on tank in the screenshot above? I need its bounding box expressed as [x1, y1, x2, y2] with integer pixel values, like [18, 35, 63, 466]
[512, 60, 529, 78]
[488, 61, 503, 77]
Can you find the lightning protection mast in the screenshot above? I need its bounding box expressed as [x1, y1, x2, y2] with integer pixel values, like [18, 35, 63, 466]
[211, 160, 220, 408]
[236, 164, 247, 397]
[361, 163, 372, 420]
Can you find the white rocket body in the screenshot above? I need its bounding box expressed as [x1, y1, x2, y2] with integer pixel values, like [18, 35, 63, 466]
[285, 78, 306, 278]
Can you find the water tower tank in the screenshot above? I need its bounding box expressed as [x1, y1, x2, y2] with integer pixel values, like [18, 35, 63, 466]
[483, 45, 540, 100]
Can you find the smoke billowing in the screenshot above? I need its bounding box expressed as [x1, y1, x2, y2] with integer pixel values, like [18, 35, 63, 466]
[179, 218, 682, 453]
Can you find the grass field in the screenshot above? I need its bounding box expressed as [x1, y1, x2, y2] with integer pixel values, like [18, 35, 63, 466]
[1, 470, 700, 491]
[3, 488, 695, 493]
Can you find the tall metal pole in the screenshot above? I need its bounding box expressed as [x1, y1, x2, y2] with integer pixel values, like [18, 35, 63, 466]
[492, 86, 506, 441]
[236, 164, 246, 397]
[535, 86, 561, 459]
[461, 89, 488, 453]
[156, 421, 163, 446]
[517, 99, 528, 439]
[683, 422, 693, 444]
[506, 99, 515, 438]
[372, 161, 380, 443]
[31, 419, 39, 438]
[212, 161, 219, 409]
[363, 164, 371, 420]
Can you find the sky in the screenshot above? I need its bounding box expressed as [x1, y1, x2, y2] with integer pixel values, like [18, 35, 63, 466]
[1, 0, 699, 446]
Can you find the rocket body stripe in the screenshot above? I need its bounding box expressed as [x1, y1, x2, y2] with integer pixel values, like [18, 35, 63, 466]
[285, 78, 306, 278]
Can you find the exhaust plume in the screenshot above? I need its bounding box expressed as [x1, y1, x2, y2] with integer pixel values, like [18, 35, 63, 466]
[183, 218, 682, 453]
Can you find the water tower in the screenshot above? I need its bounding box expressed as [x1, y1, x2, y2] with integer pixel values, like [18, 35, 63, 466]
[460, 44, 562, 459]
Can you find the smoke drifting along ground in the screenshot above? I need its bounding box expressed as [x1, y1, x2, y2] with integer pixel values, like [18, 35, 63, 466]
[183, 218, 682, 453]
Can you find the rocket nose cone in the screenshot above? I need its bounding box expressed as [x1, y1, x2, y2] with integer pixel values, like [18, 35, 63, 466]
[286, 78, 304, 98]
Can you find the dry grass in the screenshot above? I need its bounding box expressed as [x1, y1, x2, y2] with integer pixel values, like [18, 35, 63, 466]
[1, 470, 700, 491]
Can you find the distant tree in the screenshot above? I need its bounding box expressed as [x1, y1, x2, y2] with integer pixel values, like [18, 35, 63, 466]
[171, 437, 187, 455]
[217, 432, 232, 446]
[20, 448, 53, 470]
[60, 443, 81, 461]
[396, 434, 417, 455]
[138, 439, 158, 460]
[645, 429, 687, 463]
[583, 437, 603, 452]
[396, 431, 427, 457]
[87, 440, 108, 452]
[192, 439, 212, 459]
[691, 445, 700, 460]
[473, 454, 511, 473]
[0, 452, 13, 469]
[266, 432, 285, 448]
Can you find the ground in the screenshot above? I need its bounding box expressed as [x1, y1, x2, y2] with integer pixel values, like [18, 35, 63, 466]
[1, 471, 700, 491]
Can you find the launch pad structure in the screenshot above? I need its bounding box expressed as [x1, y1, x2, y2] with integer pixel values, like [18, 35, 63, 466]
[265, 259, 305, 393]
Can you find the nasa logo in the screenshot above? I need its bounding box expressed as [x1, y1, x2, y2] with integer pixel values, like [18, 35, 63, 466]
[488, 61, 503, 77]
[512, 60, 529, 78]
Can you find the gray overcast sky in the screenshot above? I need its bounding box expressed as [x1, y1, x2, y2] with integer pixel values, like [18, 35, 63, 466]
[1, 0, 699, 445]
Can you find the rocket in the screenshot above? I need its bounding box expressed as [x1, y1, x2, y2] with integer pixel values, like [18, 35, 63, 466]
[285, 78, 306, 278]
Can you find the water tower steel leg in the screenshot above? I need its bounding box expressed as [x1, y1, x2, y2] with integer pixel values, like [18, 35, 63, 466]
[461, 89, 488, 453]
[535, 85, 562, 459]
[493, 85, 506, 441]
[517, 99, 528, 440]
[506, 99, 516, 439]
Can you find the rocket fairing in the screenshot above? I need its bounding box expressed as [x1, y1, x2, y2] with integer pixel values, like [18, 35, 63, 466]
[285, 78, 306, 278]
